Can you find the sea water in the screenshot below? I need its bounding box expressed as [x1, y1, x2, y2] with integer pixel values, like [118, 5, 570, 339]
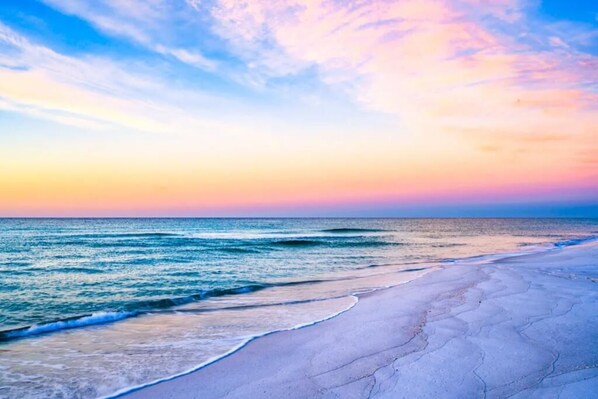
[0, 218, 596, 398]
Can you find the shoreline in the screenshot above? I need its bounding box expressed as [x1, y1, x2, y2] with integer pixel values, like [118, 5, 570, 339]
[106, 267, 433, 399]
[103, 295, 360, 399]
[121, 240, 598, 398]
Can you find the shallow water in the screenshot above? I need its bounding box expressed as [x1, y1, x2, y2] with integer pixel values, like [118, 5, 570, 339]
[0, 218, 596, 398]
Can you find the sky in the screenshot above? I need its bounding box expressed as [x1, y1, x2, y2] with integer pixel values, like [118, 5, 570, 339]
[0, 0, 597, 217]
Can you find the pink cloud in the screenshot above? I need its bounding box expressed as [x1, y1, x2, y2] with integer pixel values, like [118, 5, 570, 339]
[206, 0, 597, 140]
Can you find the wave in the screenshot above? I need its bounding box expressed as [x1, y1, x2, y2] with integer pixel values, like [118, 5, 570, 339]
[0, 312, 134, 341]
[160, 294, 356, 315]
[217, 247, 263, 254]
[38, 230, 399, 252]
[93, 232, 179, 238]
[363, 263, 429, 272]
[0, 261, 31, 267]
[553, 236, 597, 248]
[80, 236, 401, 251]
[59, 232, 180, 240]
[127, 278, 336, 310]
[321, 228, 386, 233]
[270, 238, 401, 248]
[272, 239, 322, 247]
[517, 242, 539, 247]
[0, 279, 329, 342]
[402, 267, 427, 272]
[430, 243, 466, 248]
[121, 285, 269, 313]
[51, 266, 105, 274]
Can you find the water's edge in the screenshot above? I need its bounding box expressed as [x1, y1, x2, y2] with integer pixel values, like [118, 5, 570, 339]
[105, 295, 360, 399]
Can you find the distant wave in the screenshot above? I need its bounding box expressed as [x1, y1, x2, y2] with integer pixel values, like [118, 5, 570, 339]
[33, 233, 403, 256]
[49, 230, 398, 252]
[270, 238, 401, 248]
[217, 247, 263, 254]
[272, 239, 322, 247]
[0, 261, 31, 267]
[70, 232, 180, 239]
[430, 243, 466, 248]
[321, 228, 387, 233]
[51, 266, 105, 274]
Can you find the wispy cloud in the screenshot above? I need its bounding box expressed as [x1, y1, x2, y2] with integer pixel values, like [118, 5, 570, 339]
[40, 0, 219, 71]
[4, 0, 596, 145]
[0, 22, 232, 133]
[198, 0, 597, 142]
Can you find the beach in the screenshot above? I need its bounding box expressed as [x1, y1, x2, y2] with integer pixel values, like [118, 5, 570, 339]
[2, 0, 597, 396]
[123, 240, 598, 398]
[1, 219, 597, 398]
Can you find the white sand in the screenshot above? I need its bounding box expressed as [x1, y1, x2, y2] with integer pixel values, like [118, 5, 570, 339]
[122, 241, 598, 398]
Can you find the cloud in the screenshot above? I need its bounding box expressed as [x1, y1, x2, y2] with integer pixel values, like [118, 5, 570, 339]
[154, 45, 217, 71]
[0, 22, 230, 133]
[200, 0, 597, 142]
[0, 96, 108, 130]
[40, 0, 218, 72]
[6, 0, 597, 147]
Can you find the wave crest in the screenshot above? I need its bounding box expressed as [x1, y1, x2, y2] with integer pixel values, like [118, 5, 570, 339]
[1, 312, 134, 341]
[321, 228, 386, 233]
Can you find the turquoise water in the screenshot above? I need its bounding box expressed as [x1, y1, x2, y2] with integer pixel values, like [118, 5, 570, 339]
[0, 218, 597, 398]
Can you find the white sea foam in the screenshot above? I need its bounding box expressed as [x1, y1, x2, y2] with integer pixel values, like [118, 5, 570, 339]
[5, 312, 135, 339]
[103, 295, 360, 399]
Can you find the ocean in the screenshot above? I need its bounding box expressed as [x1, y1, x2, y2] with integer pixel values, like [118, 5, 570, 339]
[0, 218, 596, 398]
